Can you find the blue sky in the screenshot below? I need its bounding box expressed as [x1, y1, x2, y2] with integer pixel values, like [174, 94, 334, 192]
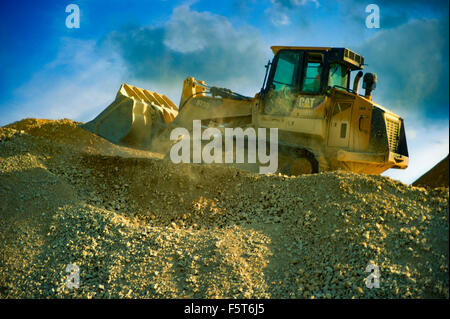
[0, 0, 448, 184]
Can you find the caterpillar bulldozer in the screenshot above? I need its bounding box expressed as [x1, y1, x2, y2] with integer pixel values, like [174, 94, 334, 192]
[81, 46, 409, 175]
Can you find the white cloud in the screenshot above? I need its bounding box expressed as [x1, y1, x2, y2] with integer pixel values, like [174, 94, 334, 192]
[164, 5, 238, 53]
[269, 11, 291, 26]
[271, 0, 319, 9]
[107, 5, 269, 98]
[265, 0, 320, 26]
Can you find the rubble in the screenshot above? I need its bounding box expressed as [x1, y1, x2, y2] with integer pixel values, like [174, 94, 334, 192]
[0, 119, 448, 298]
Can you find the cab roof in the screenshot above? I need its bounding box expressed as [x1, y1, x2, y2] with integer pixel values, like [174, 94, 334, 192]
[270, 46, 365, 70]
[271, 46, 333, 55]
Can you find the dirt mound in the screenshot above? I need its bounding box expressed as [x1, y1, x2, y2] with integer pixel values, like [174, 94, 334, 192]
[413, 155, 449, 188]
[0, 119, 448, 299]
[4, 118, 163, 159]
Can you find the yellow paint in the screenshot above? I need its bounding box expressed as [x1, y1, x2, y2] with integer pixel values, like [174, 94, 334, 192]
[271, 46, 332, 55]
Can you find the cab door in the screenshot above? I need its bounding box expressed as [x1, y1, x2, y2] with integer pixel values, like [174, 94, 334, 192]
[328, 101, 353, 148]
[350, 98, 372, 151]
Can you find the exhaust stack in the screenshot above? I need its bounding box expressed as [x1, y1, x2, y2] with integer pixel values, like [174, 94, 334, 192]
[363, 73, 377, 100]
[353, 71, 364, 94]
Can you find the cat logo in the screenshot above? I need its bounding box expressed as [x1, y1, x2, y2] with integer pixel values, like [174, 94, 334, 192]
[296, 97, 316, 108]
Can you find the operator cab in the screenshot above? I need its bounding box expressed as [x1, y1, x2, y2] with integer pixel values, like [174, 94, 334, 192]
[264, 46, 364, 95]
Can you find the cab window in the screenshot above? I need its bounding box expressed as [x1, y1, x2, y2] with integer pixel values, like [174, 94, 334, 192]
[301, 54, 323, 93]
[271, 51, 301, 92]
[328, 63, 349, 89]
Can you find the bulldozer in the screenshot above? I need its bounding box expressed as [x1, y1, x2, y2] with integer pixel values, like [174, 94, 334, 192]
[81, 46, 409, 175]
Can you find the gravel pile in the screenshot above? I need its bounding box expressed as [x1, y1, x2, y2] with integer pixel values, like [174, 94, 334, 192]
[0, 118, 448, 298]
[413, 155, 449, 188]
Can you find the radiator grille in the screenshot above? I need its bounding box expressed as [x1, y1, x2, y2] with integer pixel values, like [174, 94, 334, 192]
[386, 118, 400, 153]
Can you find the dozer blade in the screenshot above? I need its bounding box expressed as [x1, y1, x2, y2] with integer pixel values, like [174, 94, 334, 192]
[81, 83, 178, 150]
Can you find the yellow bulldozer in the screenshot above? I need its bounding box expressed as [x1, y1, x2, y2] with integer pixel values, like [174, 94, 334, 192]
[81, 46, 409, 175]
